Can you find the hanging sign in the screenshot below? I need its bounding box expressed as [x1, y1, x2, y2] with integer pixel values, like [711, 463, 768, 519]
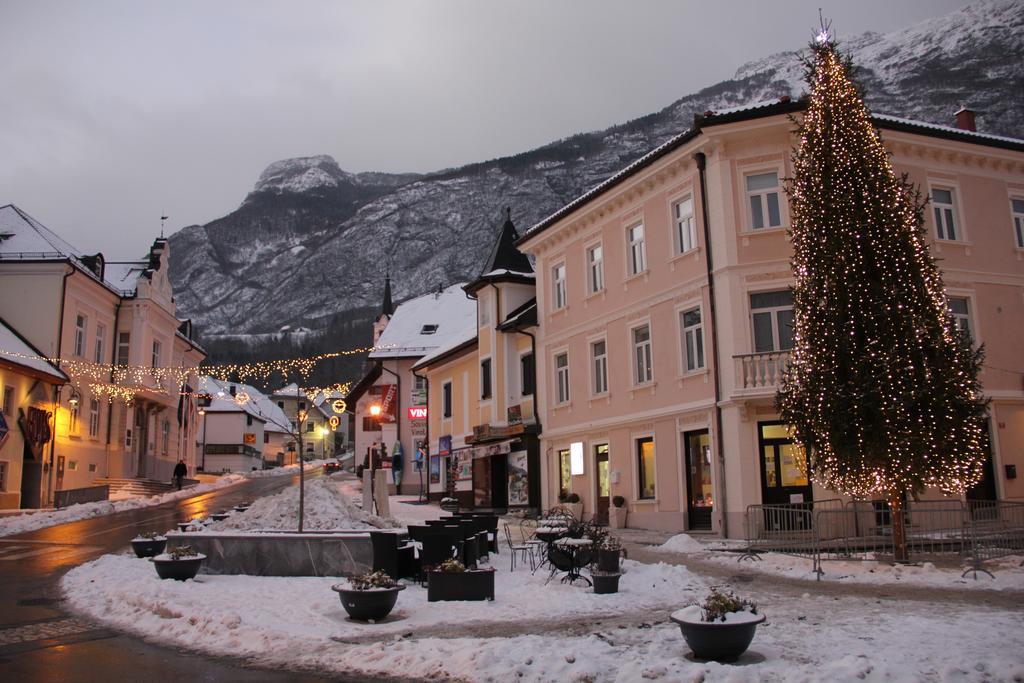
[329, 415, 340, 430]
[331, 399, 347, 414]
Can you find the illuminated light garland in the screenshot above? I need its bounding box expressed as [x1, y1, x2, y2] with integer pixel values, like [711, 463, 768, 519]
[776, 38, 988, 500]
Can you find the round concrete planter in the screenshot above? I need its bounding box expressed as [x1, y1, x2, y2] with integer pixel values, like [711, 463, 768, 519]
[670, 611, 765, 661]
[332, 584, 405, 621]
[151, 554, 206, 581]
[130, 537, 167, 558]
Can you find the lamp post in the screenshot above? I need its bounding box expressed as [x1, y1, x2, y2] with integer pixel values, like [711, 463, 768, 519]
[198, 408, 207, 472]
[319, 425, 329, 459]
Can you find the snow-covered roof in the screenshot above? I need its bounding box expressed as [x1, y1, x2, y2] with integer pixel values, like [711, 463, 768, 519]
[872, 113, 1024, 148]
[104, 262, 148, 294]
[411, 329, 478, 370]
[0, 204, 83, 261]
[0, 317, 67, 382]
[370, 283, 477, 359]
[199, 377, 292, 433]
[271, 382, 302, 398]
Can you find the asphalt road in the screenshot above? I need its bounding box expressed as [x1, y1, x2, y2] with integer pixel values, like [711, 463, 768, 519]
[0, 470, 332, 682]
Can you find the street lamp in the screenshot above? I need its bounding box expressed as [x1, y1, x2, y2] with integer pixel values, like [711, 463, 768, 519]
[198, 408, 207, 472]
[319, 425, 329, 459]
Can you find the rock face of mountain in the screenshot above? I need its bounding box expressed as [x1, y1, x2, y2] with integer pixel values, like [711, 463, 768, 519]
[169, 0, 1024, 337]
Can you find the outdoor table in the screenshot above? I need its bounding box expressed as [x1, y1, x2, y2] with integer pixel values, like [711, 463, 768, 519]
[551, 537, 593, 586]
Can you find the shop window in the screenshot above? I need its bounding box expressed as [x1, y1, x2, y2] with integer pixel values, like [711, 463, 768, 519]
[637, 437, 655, 499]
[558, 448, 571, 499]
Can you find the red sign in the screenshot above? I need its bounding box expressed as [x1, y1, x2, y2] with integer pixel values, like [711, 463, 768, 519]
[408, 406, 428, 420]
[378, 384, 397, 423]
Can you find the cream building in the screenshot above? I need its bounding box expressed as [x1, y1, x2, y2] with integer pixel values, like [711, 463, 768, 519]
[0, 205, 206, 505]
[517, 103, 1024, 536]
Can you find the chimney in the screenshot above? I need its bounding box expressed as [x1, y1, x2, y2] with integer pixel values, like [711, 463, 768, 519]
[229, 385, 236, 397]
[954, 107, 976, 132]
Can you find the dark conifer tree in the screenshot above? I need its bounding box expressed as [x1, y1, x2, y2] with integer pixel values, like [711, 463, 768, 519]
[777, 32, 988, 560]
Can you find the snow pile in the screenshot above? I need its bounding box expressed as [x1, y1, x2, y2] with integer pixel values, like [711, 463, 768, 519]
[62, 552, 1024, 682]
[206, 476, 396, 532]
[654, 533, 708, 554]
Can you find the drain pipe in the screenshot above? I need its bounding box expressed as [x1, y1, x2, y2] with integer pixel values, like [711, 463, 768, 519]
[47, 264, 74, 506]
[694, 151, 729, 538]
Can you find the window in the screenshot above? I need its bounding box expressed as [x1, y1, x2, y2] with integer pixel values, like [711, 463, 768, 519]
[420, 324, 438, 335]
[552, 263, 566, 309]
[627, 223, 646, 275]
[520, 353, 534, 396]
[681, 307, 705, 372]
[632, 324, 653, 384]
[74, 314, 87, 357]
[637, 437, 655, 499]
[277, 401, 284, 410]
[68, 460, 78, 471]
[362, 417, 381, 432]
[746, 171, 782, 230]
[932, 187, 958, 241]
[948, 296, 972, 341]
[674, 196, 696, 253]
[298, 401, 306, 411]
[116, 332, 130, 366]
[750, 291, 794, 352]
[88, 398, 100, 438]
[161, 419, 170, 454]
[2, 385, 13, 417]
[94, 324, 106, 364]
[88, 463, 97, 473]
[246, 414, 253, 426]
[587, 244, 604, 293]
[591, 340, 608, 395]
[479, 299, 490, 327]
[306, 420, 315, 432]
[480, 358, 492, 400]
[151, 339, 162, 368]
[554, 352, 570, 404]
[263, 432, 270, 444]
[1012, 198, 1024, 248]
[558, 448, 571, 499]
[442, 381, 452, 418]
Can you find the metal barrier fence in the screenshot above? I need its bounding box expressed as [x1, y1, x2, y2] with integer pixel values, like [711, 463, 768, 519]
[741, 498, 1024, 580]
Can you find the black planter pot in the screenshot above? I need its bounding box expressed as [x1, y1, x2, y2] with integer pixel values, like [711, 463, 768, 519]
[427, 569, 495, 602]
[234, 506, 250, 513]
[440, 501, 459, 513]
[130, 537, 167, 558]
[670, 612, 766, 662]
[152, 554, 205, 581]
[331, 584, 405, 621]
[176, 522, 192, 532]
[591, 572, 621, 594]
[210, 513, 230, 521]
[595, 548, 623, 573]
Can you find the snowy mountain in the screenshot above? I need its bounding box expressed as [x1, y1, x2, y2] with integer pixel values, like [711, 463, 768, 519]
[169, 0, 1024, 338]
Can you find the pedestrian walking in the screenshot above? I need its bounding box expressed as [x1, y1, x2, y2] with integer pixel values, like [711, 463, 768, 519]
[173, 459, 187, 490]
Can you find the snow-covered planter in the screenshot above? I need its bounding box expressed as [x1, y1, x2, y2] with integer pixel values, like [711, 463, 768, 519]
[595, 537, 625, 573]
[670, 588, 764, 661]
[151, 545, 206, 581]
[427, 559, 495, 602]
[210, 512, 231, 521]
[439, 497, 459, 512]
[590, 570, 621, 594]
[130, 532, 167, 558]
[331, 570, 405, 621]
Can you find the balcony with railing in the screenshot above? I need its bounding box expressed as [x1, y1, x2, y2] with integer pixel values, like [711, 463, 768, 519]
[733, 351, 790, 396]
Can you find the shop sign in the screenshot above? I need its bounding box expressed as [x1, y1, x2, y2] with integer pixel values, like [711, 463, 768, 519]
[243, 433, 257, 445]
[507, 404, 522, 425]
[408, 406, 427, 420]
[378, 384, 397, 423]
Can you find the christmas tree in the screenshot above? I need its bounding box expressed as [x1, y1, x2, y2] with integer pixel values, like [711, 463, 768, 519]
[777, 30, 989, 561]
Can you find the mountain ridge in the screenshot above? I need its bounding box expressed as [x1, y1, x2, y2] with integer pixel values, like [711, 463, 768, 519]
[169, 0, 1024, 340]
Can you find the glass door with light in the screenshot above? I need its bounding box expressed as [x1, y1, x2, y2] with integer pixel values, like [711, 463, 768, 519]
[595, 444, 609, 524]
[757, 422, 811, 506]
[684, 430, 713, 530]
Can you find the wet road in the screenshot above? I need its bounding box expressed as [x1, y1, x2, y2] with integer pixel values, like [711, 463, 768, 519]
[0, 471, 331, 682]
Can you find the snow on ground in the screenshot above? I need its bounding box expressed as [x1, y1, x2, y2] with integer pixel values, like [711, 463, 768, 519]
[201, 475, 396, 532]
[62, 552, 1024, 682]
[652, 533, 1024, 590]
[0, 463, 318, 538]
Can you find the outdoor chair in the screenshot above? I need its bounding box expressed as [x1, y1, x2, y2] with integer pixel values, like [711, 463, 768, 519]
[468, 516, 492, 558]
[482, 515, 499, 554]
[370, 531, 408, 581]
[419, 530, 462, 583]
[406, 524, 429, 543]
[503, 522, 535, 572]
[455, 520, 480, 568]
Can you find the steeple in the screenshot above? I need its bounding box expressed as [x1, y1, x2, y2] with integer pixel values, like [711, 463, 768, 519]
[481, 207, 533, 276]
[381, 272, 394, 317]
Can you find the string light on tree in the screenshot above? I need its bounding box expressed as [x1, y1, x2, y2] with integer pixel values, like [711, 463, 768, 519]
[776, 29, 988, 561]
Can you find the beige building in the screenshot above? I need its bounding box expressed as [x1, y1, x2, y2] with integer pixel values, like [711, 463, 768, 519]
[0, 205, 206, 505]
[0, 317, 67, 508]
[413, 212, 542, 510]
[271, 383, 336, 462]
[517, 102, 1024, 536]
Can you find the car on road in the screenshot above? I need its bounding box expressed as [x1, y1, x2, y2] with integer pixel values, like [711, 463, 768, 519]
[323, 460, 343, 474]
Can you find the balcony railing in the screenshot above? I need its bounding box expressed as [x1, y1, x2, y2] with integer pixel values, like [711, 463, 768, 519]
[734, 351, 790, 392]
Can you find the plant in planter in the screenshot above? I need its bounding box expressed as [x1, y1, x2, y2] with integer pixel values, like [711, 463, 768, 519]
[427, 558, 495, 602]
[594, 536, 626, 573]
[564, 492, 583, 520]
[609, 495, 628, 529]
[670, 588, 765, 661]
[151, 545, 206, 581]
[130, 531, 167, 558]
[331, 570, 406, 621]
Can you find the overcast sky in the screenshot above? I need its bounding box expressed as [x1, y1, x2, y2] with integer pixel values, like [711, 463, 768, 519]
[0, 0, 972, 259]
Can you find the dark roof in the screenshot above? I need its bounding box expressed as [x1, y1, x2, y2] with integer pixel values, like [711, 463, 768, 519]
[344, 363, 382, 405]
[465, 209, 535, 295]
[381, 274, 394, 317]
[497, 298, 537, 331]
[518, 97, 1024, 245]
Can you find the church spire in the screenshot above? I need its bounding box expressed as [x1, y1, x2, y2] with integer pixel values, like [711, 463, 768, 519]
[381, 272, 394, 317]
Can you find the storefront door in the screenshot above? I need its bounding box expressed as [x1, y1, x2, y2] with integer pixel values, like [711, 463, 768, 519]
[594, 444, 609, 525]
[684, 430, 713, 530]
[758, 422, 812, 506]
